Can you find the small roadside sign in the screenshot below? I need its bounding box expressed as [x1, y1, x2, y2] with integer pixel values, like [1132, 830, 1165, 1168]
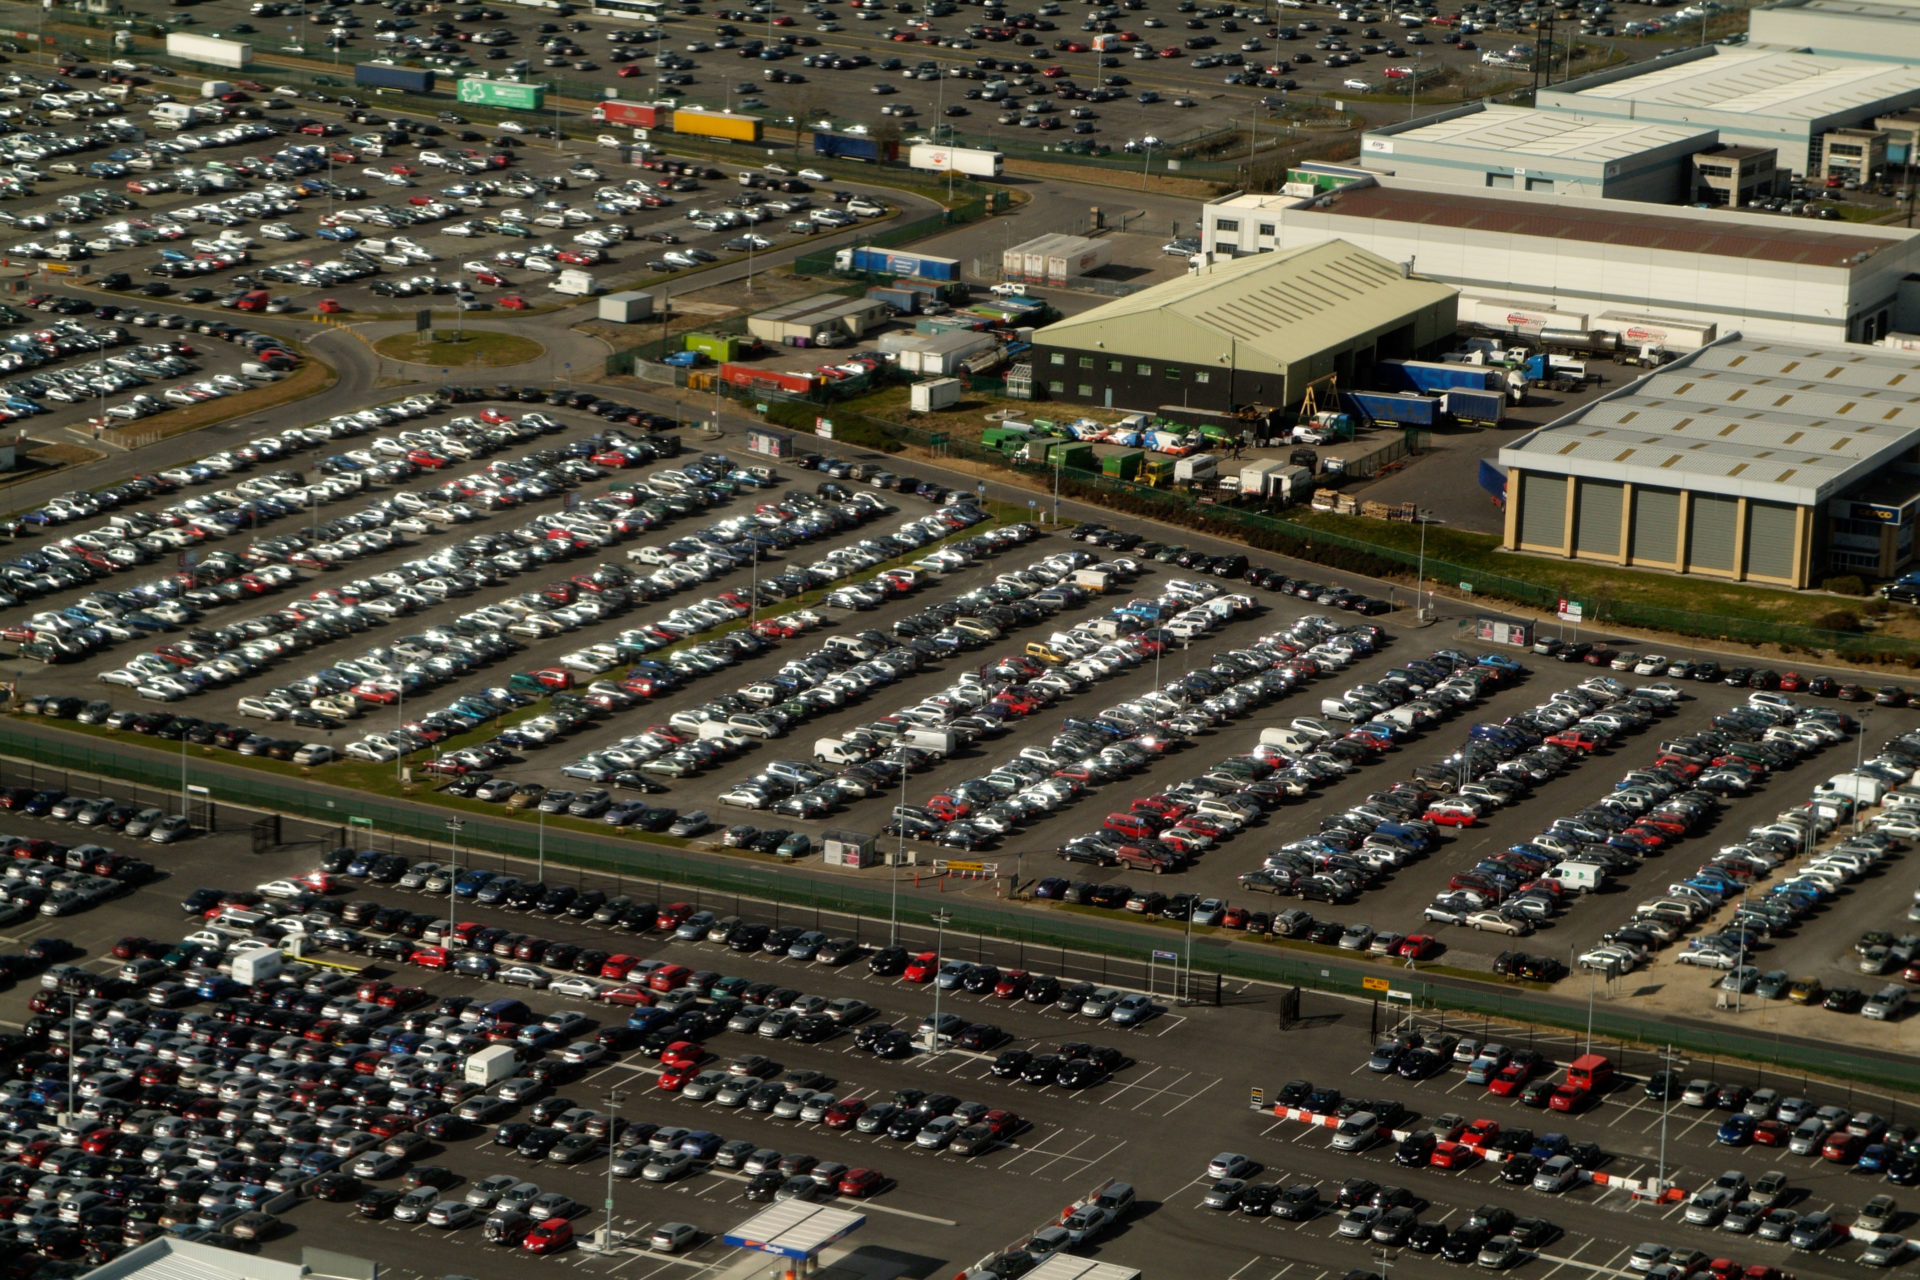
[1362, 976, 1390, 992]
[1151, 949, 1178, 962]
[415, 309, 432, 333]
[1250, 1087, 1265, 1111]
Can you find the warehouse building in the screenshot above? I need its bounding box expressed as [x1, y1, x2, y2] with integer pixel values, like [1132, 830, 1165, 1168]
[1359, 105, 1716, 202]
[1499, 338, 1920, 587]
[747, 294, 888, 347]
[1028, 239, 1457, 414]
[1200, 176, 1920, 344]
[1536, 47, 1920, 176]
[1751, 0, 1920, 64]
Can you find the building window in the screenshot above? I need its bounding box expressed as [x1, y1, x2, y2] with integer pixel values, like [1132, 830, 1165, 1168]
[1214, 219, 1239, 233]
[1077, 355, 1093, 369]
[1194, 370, 1211, 384]
[1106, 359, 1122, 373]
[1077, 384, 1093, 398]
[1047, 380, 1065, 394]
[1048, 352, 1064, 366]
[1697, 163, 1732, 178]
[1135, 362, 1152, 376]
[1166, 366, 1181, 381]
[1258, 223, 1275, 236]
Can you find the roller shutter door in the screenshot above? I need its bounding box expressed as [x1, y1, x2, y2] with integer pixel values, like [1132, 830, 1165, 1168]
[1630, 487, 1680, 564]
[1688, 494, 1738, 570]
[1518, 473, 1568, 549]
[1574, 479, 1623, 558]
[1744, 500, 1798, 581]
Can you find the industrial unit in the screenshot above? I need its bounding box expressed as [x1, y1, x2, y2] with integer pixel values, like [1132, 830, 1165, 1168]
[1028, 240, 1457, 415]
[1535, 47, 1920, 176]
[1750, 0, 1920, 64]
[878, 329, 999, 376]
[1499, 338, 1920, 587]
[1359, 105, 1717, 201]
[746, 294, 888, 348]
[1199, 175, 1920, 344]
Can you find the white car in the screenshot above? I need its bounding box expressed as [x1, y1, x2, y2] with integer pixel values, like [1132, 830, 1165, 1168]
[1341, 78, 1375, 90]
[798, 168, 827, 181]
[256, 880, 307, 900]
[547, 976, 602, 1000]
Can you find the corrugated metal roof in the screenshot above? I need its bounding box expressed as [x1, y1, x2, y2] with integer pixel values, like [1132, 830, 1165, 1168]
[750, 294, 880, 324]
[1032, 239, 1455, 370]
[1561, 48, 1920, 120]
[1378, 105, 1709, 164]
[1315, 185, 1888, 266]
[1499, 338, 1920, 504]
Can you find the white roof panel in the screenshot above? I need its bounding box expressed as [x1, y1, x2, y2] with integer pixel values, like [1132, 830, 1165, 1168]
[1565, 48, 1920, 120]
[1381, 105, 1709, 163]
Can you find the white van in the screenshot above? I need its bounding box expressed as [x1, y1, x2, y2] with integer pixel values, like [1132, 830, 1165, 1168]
[1259, 727, 1317, 755]
[1820, 772, 1888, 804]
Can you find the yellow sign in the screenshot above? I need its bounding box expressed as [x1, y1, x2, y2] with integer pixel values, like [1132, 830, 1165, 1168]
[944, 860, 986, 872]
[1362, 976, 1390, 992]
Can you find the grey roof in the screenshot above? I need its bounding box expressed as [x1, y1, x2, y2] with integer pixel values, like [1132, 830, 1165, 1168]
[1371, 105, 1710, 163]
[1560, 48, 1920, 121]
[751, 294, 884, 325]
[1499, 339, 1920, 505]
[722, 1202, 866, 1259]
[1023, 1258, 1143, 1280]
[76, 1240, 311, 1280]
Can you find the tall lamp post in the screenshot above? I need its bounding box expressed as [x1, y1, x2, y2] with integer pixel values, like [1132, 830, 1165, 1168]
[598, 1088, 626, 1251]
[925, 910, 952, 1051]
[890, 765, 908, 944]
[444, 817, 464, 938]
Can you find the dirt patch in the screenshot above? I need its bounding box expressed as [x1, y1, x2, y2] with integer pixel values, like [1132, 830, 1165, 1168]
[24, 442, 103, 468]
[373, 330, 545, 368]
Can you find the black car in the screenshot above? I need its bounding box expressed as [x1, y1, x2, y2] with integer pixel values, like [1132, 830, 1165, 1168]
[1238, 1183, 1281, 1216]
[356, 1189, 401, 1219]
[1274, 1183, 1322, 1220]
[1442, 1224, 1493, 1262]
[991, 1050, 1032, 1079]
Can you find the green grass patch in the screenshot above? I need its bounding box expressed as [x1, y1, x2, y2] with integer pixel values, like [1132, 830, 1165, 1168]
[373, 330, 544, 368]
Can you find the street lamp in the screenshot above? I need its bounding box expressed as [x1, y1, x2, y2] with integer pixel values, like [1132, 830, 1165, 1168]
[925, 910, 952, 1051]
[598, 1088, 626, 1251]
[891, 765, 908, 944]
[444, 818, 464, 937]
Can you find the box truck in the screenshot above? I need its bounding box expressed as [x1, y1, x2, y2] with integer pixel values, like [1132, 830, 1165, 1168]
[200, 80, 235, 99]
[1544, 861, 1607, 893]
[1072, 568, 1113, 594]
[553, 269, 603, 296]
[355, 64, 436, 94]
[464, 1045, 523, 1086]
[165, 33, 252, 68]
[595, 101, 669, 129]
[814, 131, 897, 162]
[1173, 453, 1219, 485]
[907, 144, 1005, 178]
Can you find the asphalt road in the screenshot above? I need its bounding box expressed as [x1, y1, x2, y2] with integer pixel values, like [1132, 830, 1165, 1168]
[0, 815, 1915, 1280]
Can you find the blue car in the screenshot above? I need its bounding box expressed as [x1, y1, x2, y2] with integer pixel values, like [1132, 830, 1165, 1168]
[1716, 1115, 1756, 1146]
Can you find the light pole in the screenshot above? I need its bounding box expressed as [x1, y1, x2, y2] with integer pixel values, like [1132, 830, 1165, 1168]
[1852, 713, 1868, 834]
[598, 1087, 625, 1251]
[444, 818, 464, 937]
[891, 765, 907, 944]
[179, 728, 189, 818]
[925, 910, 952, 1051]
[1654, 1044, 1679, 1197]
[1415, 511, 1427, 620]
[1051, 452, 1060, 525]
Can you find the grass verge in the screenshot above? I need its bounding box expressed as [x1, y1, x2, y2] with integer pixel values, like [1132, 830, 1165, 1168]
[116, 355, 338, 447]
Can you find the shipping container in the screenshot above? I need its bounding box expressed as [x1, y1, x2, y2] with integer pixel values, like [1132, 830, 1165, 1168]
[867, 285, 920, 315]
[165, 33, 252, 68]
[1044, 236, 1112, 284]
[833, 247, 961, 281]
[910, 378, 962, 413]
[1594, 311, 1717, 352]
[1346, 390, 1438, 428]
[685, 333, 746, 362]
[672, 107, 762, 143]
[356, 64, 435, 93]
[719, 363, 818, 395]
[906, 143, 1004, 178]
[1103, 449, 1143, 481]
[1442, 387, 1506, 426]
[595, 100, 669, 129]
[1373, 359, 1504, 395]
[813, 131, 897, 162]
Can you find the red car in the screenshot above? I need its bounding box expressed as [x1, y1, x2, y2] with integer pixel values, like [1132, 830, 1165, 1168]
[499, 295, 529, 310]
[1397, 934, 1439, 960]
[1488, 1061, 1538, 1097]
[409, 946, 450, 970]
[1752, 1120, 1791, 1147]
[657, 1067, 694, 1092]
[524, 1218, 573, 1253]
[659, 1041, 706, 1071]
[655, 903, 694, 931]
[1547, 1084, 1592, 1114]
[837, 1168, 885, 1197]
[992, 971, 1030, 999]
[1823, 1132, 1866, 1163]
[1430, 1141, 1477, 1169]
[1462, 1119, 1500, 1145]
[599, 986, 653, 1007]
[648, 964, 691, 993]
[823, 1098, 868, 1130]
[903, 951, 939, 983]
[601, 954, 640, 980]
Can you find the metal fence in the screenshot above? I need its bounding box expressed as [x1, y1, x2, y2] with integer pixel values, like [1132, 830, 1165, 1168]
[3, 719, 1914, 1090]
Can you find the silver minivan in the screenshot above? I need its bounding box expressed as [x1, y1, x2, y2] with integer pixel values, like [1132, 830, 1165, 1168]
[1331, 1112, 1379, 1152]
